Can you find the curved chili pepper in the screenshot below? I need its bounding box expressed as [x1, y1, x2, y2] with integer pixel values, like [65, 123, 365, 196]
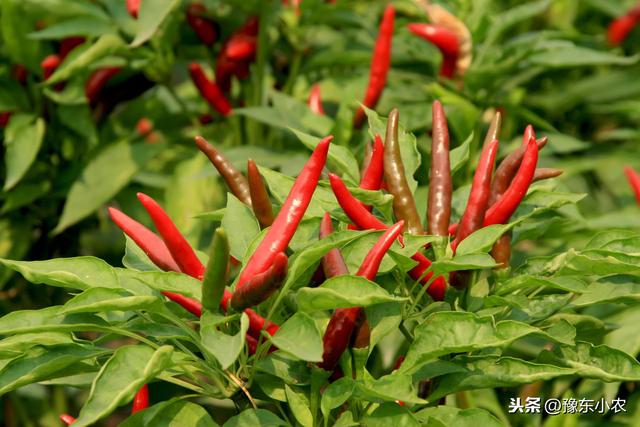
[189, 63, 233, 117]
[319, 221, 404, 371]
[428, 101, 452, 236]
[308, 84, 325, 115]
[384, 109, 424, 235]
[624, 166, 640, 205]
[126, 0, 140, 18]
[202, 228, 229, 313]
[59, 36, 85, 60]
[85, 67, 121, 104]
[230, 252, 288, 310]
[247, 159, 275, 228]
[108, 207, 180, 272]
[60, 414, 76, 425]
[319, 213, 350, 278]
[215, 17, 259, 92]
[408, 23, 460, 78]
[329, 173, 446, 300]
[132, 384, 149, 413]
[186, 3, 217, 46]
[353, 5, 395, 127]
[533, 168, 563, 182]
[452, 139, 499, 251]
[137, 193, 205, 280]
[41, 54, 61, 80]
[236, 136, 332, 289]
[195, 136, 251, 206]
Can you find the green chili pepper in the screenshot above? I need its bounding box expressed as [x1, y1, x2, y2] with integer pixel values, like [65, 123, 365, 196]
[202, 228, 230, 313]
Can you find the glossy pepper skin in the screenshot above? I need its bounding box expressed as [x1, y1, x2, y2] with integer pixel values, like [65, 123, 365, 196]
[408, 24, 460, 78]
[319, 213, 350, 278]
[428, 101, 452, 236]
[452, 139, 499, 251]
[195, 136, 252, 206]
[384, 109, 424, 235]
[236, 136, 332, 290]
[132, 384, 149, 413]
[353, 5, 395, 127]
[202, 228, 229, 313]
[247, 159, 275, 228]
[189, 63, 233, 117]
[137, 193, 206, 280]
[186, 3, 217, 46]
[624, 166, 640, 205]
[230, 252, 288, 310]
[319, 221, 405, 372]
[329, 173, 446, 300]
[360, 135, 385, 202]
[308, 84, 325, 115]
[85, 67, 121, 104]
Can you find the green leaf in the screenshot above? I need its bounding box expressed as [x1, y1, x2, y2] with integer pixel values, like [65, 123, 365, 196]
[28, 17, 114, 39]
[529, 46, 639, 68]
[269, 313, 323, 362]
[200, 312, 249, 369]
[131, 0, 181, 47]
[223, 409, 287, 427]
[415, 406, 506, 427]
[455, 225, 510, 256]
[0, 306, 108, 335]
[60, 288, 160, 314]
[360, 402, 420, 427]
[121, 399, 220, 427]
[296, 275, 406, 312]
[53, 140, 164, 234]
[0, 0, 41, 69]
[450, 132, 473, 174]
[356, 373, 427, 404]
[46, 34, 125, 84]
[0, 332, 73, 358]
[285, 385, 313, 427]
[321, 377, 355, 422]
[571, 276, 640, 307]
[3, 114, 46, 191]
[221, 194, 260, 261]
[72, 345, 174, 427]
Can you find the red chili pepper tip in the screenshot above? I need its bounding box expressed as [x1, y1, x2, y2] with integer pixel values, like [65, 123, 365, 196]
[308, 84, 325, 115]
[126, 0, 140, 18]
[132, 384, 149, 414]
[60, 414, 76, 425]
[624, 166, 640, 205]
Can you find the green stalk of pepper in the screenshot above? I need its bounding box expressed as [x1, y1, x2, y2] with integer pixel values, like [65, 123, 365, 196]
[383, 108, 424, 235]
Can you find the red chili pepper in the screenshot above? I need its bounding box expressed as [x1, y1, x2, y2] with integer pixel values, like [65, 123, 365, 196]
[428, 100, 452, 236]
[230, 252, 288, 310]
[126, 0, 140, 18]
[319, 221, 404, 371]
[136, 117, 154, 136]
[41, 54, 61, 80]
[360, 134, 385, 197]
[60, 414, 76, 425]
[0, 112, 11, 128]
[408, 23, 460, 78]
[452, 139, 499, 251]
[189, 63, 233, 116]
[319, 213, 350, 278]
[132, 384, 149, 413]
[236, 136, 332, 289]
[607, 13, 640, 45]
[59, 36, 85, 60]
[329, 173, 446, 300]
[137, 193, 206, 280]
[215, 17, 259, 92]
[308, 84, 325, 115]
[624, 166, 640, 205]
[353, 5, 395, 127]
[85, 67, 121, 104]
[186, 3, 217, 46]
[11, 64, 27, 85]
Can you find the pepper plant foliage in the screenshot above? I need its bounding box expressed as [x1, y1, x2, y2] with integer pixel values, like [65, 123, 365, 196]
[1, 104, 639, 427]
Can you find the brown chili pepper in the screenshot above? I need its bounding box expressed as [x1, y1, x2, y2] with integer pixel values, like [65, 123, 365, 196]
[383, 108, 424, 234]
[195, 136, 252, 206]
[491, 234, 511, 269]
[484, 111, 502, 146]
[427, 100, 452, 236]
[319, 213, 350, 278]
[533, 168, 563, 182]
[247, 159, 274, 228]
[230, 252, 288, 310]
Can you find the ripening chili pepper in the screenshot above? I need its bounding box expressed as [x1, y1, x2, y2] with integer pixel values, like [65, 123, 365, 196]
[59, 36, 85, 60]
[108, 207, 180, 272]
[0, 112, 11, 128]
[189, 63, 233, 117]
[236, 136, 332, 290]
[533, 168, 563, 182]
[491, 234, 511, 269]
[215, 17, 259, 92]
[319, 213, 350, 278]
[195, 136, 252, 206]
[353, 5, 395, 127]
[126, 0, 140, 18]
[308, 84, 325, 115]
[384, 108, 424, 235]
[41, 54, 61, 80]
[360, 134, 385, 196]
[247, 159, 275, 228]
[246, 333, 258, 354]
[137, 193, 206, 280]
[484, 111, 502, 148]
[186, 3, 218, 46]
[428, 100, 452, 236]
[319, 220, 404, 371]
[60, 414, 76, 425]
[329, 173, 446, 300]
[202, 228, 229, 313]
[230, 252, 288, 310]
[132, 384, 149, 413]
[85, 67, 121, 104]
[408, 23, 460, 78]
[624, 166, 640, 205]
[452, 139, 499, 251]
